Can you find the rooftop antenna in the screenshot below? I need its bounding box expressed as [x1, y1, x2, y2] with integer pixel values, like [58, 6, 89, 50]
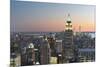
[67, 13, 71, 21]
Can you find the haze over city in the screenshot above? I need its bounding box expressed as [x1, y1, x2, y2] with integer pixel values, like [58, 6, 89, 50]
[11, 0, 95, 32]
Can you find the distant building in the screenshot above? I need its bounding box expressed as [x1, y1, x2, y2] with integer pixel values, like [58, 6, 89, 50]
[21, 47, 27, 66]
[40, 37, 50, 64]
[78, 48, 95, 62]
[56, 40, 62, 53]
[21, 43, 35, 66]
[26, 43, 35, 65]
[62, 14, 74, 63]
[55, 40, 63, 63]
[47, 34, 58, 64]
[48, 37, 56, 57]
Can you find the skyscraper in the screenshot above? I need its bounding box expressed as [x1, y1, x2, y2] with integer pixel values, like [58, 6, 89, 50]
[62, 14, 74, 63]
[26, 43, 35, 65]
[21, 43, 35, 66]
[40, 37, 50, 64]
[56, 40, 63, 63]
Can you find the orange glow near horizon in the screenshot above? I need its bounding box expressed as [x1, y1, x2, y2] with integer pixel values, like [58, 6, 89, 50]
[28, 19, 95, 32]
[72, 22, 95, 32]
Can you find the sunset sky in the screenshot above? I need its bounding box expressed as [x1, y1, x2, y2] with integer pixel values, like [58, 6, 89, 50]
[10, 0, 96, 32]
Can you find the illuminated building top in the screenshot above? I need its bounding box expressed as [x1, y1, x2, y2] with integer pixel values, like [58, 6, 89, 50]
[65, 13, 72, 30]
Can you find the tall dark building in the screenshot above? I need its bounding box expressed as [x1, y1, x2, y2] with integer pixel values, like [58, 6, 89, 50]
[62, 14, 74, 63]
[26, 43, 35, 65]
[48, 37, 56, 57]
[47, 34, 57, 64]
[40, 37, 50, 64]
[55, 40, 63, 63]
[21, 43, 35, 66]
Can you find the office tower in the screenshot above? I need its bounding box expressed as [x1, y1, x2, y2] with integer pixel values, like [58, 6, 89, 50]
[62, 14, 74, 63]
[56, 40, 63, 63]
[26, 43, 35, 65]
[48, 37, 56, 57]
[47, 34, 57, 64]
[21, 43, 35, 66]
[40, 37, 50, 64]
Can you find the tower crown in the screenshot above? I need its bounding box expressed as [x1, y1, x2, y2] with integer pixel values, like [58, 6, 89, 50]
[65, 13, 72, 30]
[66, 13, 71, 23]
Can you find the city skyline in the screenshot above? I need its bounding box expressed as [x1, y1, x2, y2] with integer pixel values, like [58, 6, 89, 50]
[10, 1, 95, 66]
[11, 0, 96, 32]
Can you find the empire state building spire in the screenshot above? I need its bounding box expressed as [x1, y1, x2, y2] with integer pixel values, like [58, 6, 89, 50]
[65, 13, 72, 30]
[67, 13, 71, 22]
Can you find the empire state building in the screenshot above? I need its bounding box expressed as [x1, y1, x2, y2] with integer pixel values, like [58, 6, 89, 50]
[62, 14, 74, 63]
